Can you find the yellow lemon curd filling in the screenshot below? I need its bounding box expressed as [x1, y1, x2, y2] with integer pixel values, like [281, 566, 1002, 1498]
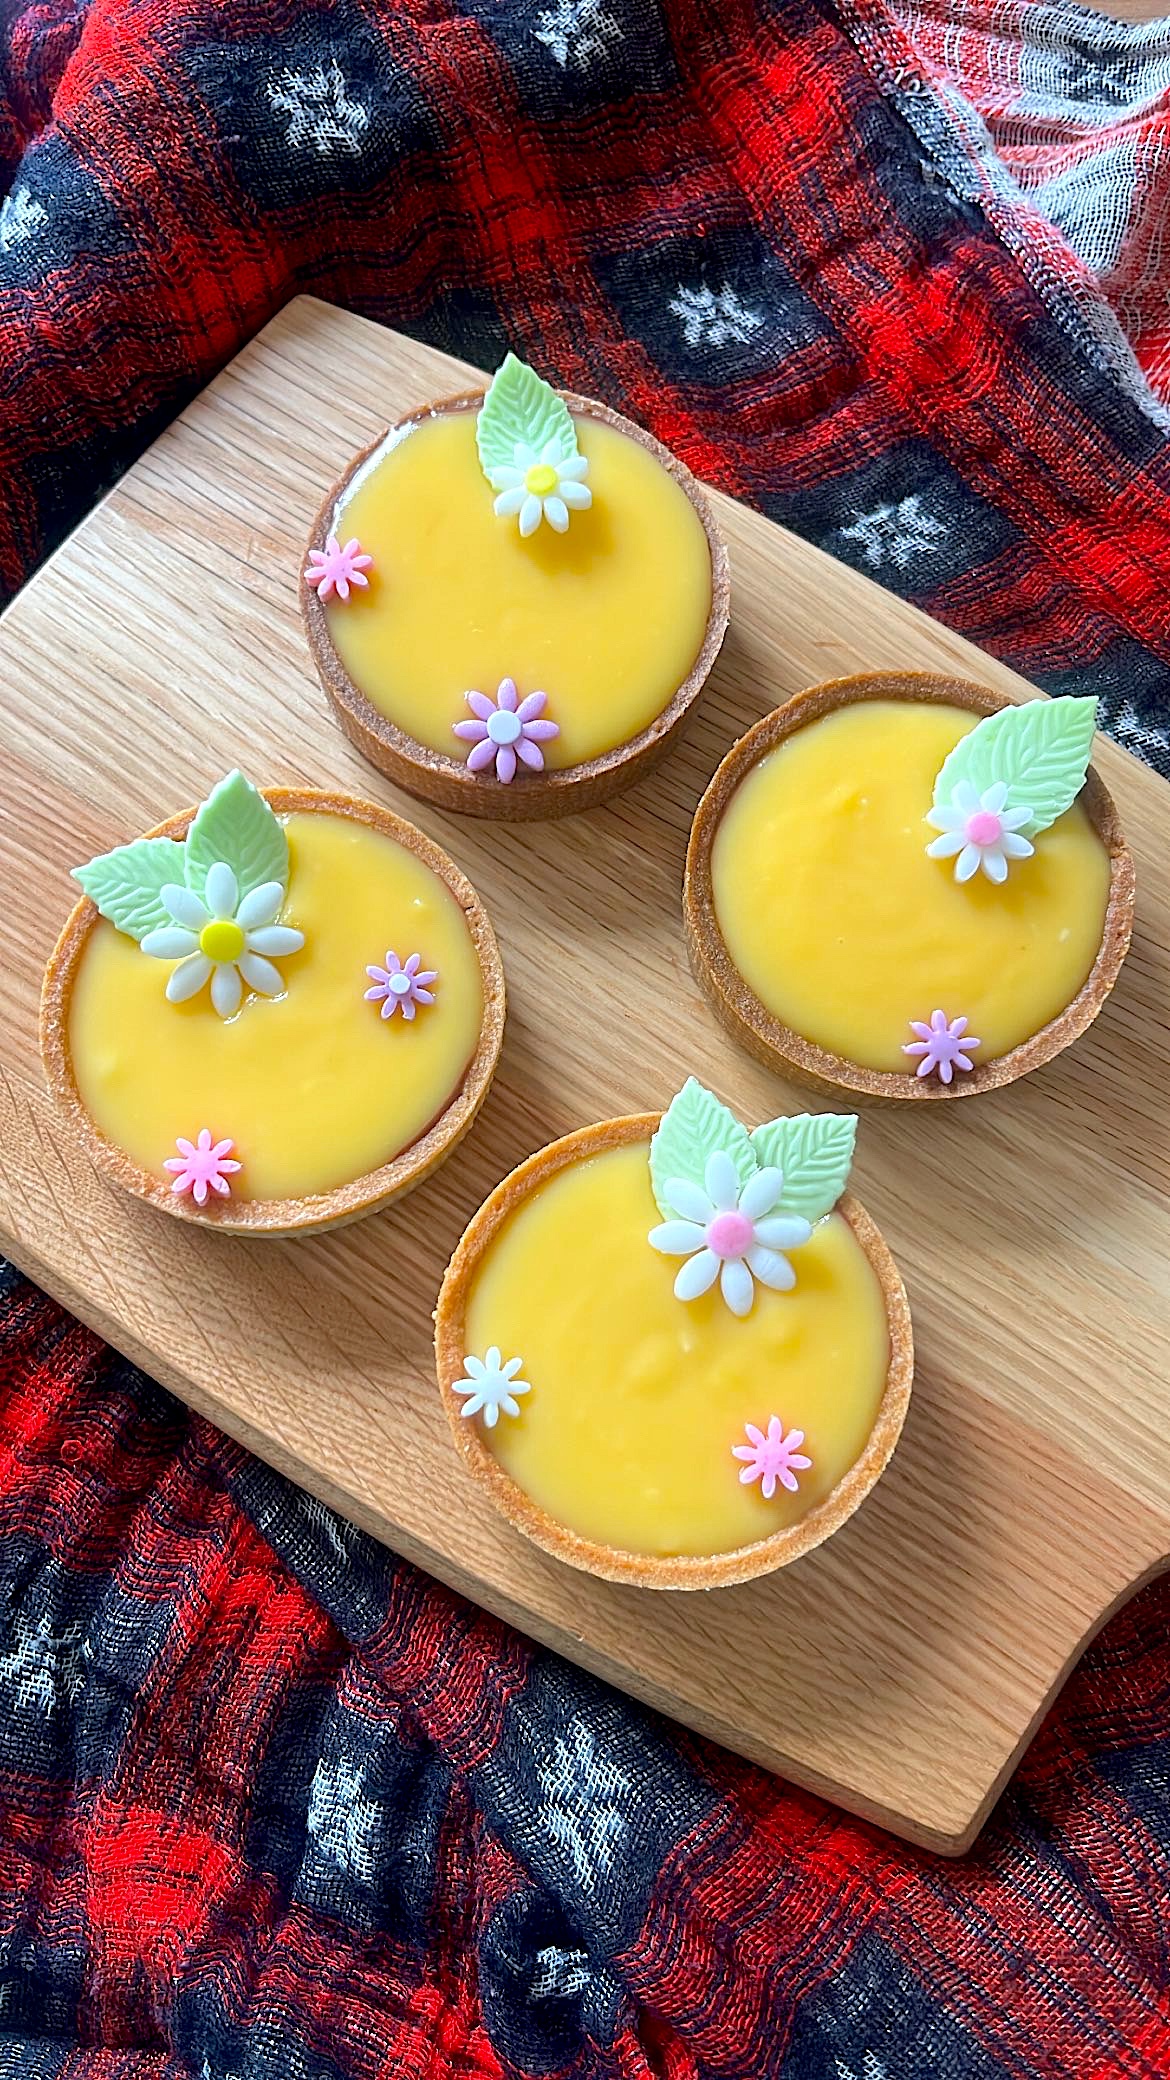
[711, 701, 1111, 1072]
[324, 410, 714, 768]
[68, 812, 486, 1201]
[464, 1141, 891, 1558]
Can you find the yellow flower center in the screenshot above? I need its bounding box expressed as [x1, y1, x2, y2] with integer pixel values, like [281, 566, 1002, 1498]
[199, 919, 245, 963]
[524, 462, 558, 498]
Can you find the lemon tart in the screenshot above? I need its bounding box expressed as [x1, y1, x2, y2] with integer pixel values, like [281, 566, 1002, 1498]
[435, 1078, 912, 1588]
[303, 354, 730, 818]
[685, 672, 1134, 1100]
[42, 773, 504, 1233]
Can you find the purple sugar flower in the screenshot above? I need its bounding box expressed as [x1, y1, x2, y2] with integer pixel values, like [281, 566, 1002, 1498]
[903, 1009, 981, 1083]
[453, 676, 559, 783]
[364, 951, 438, 1021]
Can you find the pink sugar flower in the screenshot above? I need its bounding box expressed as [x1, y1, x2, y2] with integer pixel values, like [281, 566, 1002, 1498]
[364, 950, 438, 1021]
[304, 534, 373, 603]
[733, 1417, 812, 1499]
[164, 1129, 241, 1206]
[903, 1009, 981, 1083]
[453, 676, 559, 783]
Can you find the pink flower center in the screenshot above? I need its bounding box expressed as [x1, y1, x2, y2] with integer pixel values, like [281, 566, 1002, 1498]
[965, 809, 1002, 847]
[388, 971, 412, 997]
[706, 1210, 754, 1259]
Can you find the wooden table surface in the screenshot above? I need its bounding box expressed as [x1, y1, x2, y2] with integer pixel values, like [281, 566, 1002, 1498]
[1, 298, 1168, 1854]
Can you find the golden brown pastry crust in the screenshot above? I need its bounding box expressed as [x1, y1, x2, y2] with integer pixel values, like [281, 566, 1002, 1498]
[302, 390, 731, 820]
[684, 671, 1135, 1102]
[40, 789, 505, 1235]
[434, 1112, 913, 1589]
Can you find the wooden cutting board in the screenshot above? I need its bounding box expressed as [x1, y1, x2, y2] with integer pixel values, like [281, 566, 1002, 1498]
[2, 296, 1167, 1854]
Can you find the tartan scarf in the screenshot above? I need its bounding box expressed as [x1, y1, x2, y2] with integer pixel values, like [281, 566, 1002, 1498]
[1, 0, 1169, 2072]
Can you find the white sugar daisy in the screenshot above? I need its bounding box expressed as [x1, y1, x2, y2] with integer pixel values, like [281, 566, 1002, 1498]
[648, 1151, 813, 1318]
[490, 439, 592, 537]
[926, 780, 1035, 884]
[141, 861, 304, 1018]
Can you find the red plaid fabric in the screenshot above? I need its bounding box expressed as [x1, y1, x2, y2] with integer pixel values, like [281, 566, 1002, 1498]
[2, 0, 1170, 2073]
[877, 0, 1170, 399]
[5, 1273, 1170, 2080]
[0, 0, 1168, 762]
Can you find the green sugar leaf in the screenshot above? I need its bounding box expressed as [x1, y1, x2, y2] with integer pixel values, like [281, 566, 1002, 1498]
[72, 836, 189, 942]
[476, 353, 579, 484]
[185, 771, 287, 904]
[749, 1113, 857, 1225]
[932, 695, 1098, 835]
[649, 1078, 757, 1220]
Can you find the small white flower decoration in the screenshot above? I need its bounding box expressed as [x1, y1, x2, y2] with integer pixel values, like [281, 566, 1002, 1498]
[456, 1347, 531, 1426]
[648, 1151, 812, 1317]
[925, 779, 1035, 885]
[141, 861, 304, 1018]
[490, 439, 592, 537]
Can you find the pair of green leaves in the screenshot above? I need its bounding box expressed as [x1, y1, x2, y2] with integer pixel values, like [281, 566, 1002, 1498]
[933, 695, 1097, 835]
[476, 353, 582, 484]
[73, 771, 288, 942]
[649, 1078, 856, 1227]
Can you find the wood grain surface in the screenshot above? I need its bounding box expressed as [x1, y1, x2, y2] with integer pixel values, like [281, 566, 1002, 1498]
[1, 297, 1167, 1853]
